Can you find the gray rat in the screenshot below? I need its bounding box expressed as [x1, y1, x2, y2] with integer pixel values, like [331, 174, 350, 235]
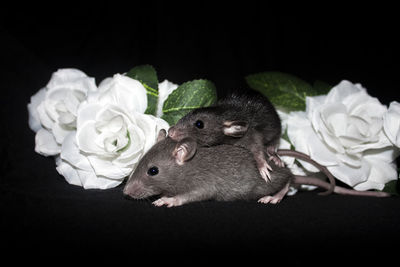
[168, 93, 282, 182]
[123, 130, 389, 207]
[167, 93, 336, 194]
[123, 130, 293, 207]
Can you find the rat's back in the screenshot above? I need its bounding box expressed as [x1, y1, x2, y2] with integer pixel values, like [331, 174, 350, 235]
[182, 144, 291, 201]
[218, 93, 276, 118]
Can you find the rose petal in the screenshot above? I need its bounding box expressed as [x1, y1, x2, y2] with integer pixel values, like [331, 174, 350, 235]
[35, 128, 61, 156]
[45, 89, 69, 122]
[56, 157, 122, 189]
[116, 124, 145, 162]
[347, 130, 392, 154]
[95, 114, 124, 133]
[52, 122, 73, 144]
[46, 69, 97, 95]
[37, 102, 54, 130]
[142, 114, 170, 153]
[76, 120, 104, 154]
[354, 158, 397, 191]
[384, 101, 400, 147]
[79, 170, 123, 190]
[287, 112, 317, 171]
[58, 111, 75, 126]
[345, 90, 386, 122]
[157, 80, 178, 117]
[87, 155, 132, 179]
[56, 157, 83, 187]
[320, 103, 347, 136]
[60, 132, 93, 171]
[98, 74, 147, 114]
[154, 117, 170, 136]
[46, 68, 88, 90]
[77, 102, 103, 129]
[311, 104, 345, 154]
[305, 94, 326, 118]
[278, 138, 295, 166]
[64, 90, 85, 116]
[287, 111, 338, 171]
[307, 132, 338, 167]
[276, 110, 289, 132]
[328, 160, 370, 188]
[27, 88, 47, 132]
[95, 104, 135, 127]
[363, 146, 400, 165]
[133, 113, 160, 153]
[336, 152, 362, 168]
[97, 77, 113, 93]
[324, 80, 362, 103]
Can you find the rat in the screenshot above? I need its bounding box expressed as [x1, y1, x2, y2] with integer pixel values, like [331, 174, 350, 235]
[167, 93, 336, 195]
[124, 129, 293, 207]
[123, 130, 389, 207]
[168, 93, 283, 183]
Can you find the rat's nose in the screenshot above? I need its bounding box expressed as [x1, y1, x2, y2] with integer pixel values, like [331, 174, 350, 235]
[123, 184, 133, 197]
[168, 126, 176, 139]
[123, 180, 141, 198]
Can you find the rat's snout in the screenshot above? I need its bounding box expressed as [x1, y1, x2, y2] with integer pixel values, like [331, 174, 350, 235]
[168, 126, 186, 141]
[123, 180, 148, 199]
[168, 126, 179, 140]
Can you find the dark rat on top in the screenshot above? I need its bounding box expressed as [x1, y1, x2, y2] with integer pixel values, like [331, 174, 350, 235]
[168, 93, 282, 182]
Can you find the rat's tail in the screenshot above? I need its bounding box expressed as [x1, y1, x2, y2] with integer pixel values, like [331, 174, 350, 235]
[277, 149, 336, 196]
[293, 175, 390, 197]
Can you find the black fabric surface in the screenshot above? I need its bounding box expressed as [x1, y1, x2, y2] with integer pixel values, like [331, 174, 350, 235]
[1, 5, 399, 257]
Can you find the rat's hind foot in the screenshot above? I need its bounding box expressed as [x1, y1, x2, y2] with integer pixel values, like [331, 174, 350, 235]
[267, 145, 284, 167]
[258, 182, 290, 205]
[258, 195, 282, 204]
[153, 196, 183, 207]
[268, 154, 284, 168]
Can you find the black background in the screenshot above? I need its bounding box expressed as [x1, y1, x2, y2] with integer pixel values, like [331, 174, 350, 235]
[1, 3, 399, 259]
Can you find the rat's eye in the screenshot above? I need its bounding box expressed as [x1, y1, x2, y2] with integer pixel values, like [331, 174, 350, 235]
[147, 166, 159, 176]
[194, 120, 204, 129]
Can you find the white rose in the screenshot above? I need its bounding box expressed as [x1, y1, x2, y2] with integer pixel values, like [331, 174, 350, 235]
[56, 74, 169, 189]
[287, 80, 398, 191]
[27, 69, 97, 156]
[383, 101, 400, 148]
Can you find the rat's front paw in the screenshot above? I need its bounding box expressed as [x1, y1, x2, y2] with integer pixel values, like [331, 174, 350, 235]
[258, 161, 273, 182]
[153, 196, 183, 207]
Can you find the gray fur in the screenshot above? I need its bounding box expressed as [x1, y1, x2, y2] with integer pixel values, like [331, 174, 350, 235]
[169, 93, 281, 148]
[123, 137, 292, 204]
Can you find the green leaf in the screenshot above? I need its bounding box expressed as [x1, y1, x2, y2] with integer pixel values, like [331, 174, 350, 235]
[126, 65, 158, 115]
[161, 110, 190, 127]
[382, 179, 399, 196]
[161, 79, 217, 125]
[245, 72, 319, 112]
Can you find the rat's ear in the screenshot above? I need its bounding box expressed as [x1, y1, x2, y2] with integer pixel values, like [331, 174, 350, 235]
[223, 121, 249, 137]
[173, 138, 197, 165]
[157, 129, 167, 142]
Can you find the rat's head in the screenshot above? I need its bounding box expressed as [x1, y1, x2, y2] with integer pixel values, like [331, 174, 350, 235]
[123, 129, 198, 200]
[168, 107, 249, 146]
